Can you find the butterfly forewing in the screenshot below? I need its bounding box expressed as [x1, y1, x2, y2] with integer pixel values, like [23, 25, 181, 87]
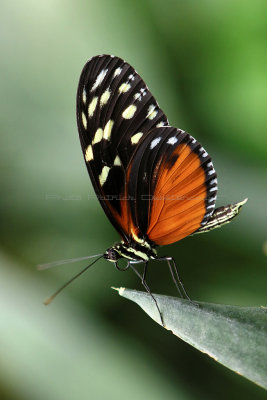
[76, 55, 168, 241]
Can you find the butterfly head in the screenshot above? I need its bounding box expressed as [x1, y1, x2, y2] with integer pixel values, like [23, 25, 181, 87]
[104, 246, 122, 262]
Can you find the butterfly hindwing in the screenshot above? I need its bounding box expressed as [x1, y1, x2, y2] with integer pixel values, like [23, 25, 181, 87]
[76, 55, 168, 241]
[126, 126, 218, 245]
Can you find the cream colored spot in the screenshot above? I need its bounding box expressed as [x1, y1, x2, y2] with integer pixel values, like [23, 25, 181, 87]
[88, 96, 98, 117]
[82, 112, 87, 129]
[114, 155, 121, 166]
[85, 145, 93, 162]
[156, 121, 165, 127]
[131, 132, 143, 144]
[82, 88, 86, 104]
[92, 128, 103, 145]
[91, 69, 108, 91]
[103, 120, 114, 140]
[147, 104, 158, 120]
[122, 104, 137, 119]
[100, 89, 111, 107]
[99, 166, 110, 186]
[113, 67, 122, 77]
[134, 92, 141, 100]
[118, 83, 131, 93]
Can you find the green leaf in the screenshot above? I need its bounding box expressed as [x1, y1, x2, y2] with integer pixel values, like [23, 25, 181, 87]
[115, 288, 267, 390]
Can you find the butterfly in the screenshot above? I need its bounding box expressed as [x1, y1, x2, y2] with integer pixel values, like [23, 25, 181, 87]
[41, 55, 247, 322]
[76, 54, 246, 259]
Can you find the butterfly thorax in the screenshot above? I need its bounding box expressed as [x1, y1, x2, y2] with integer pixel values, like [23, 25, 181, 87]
[105, 240, 157, 262]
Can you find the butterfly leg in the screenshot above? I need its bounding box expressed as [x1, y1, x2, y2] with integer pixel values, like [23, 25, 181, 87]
[142, 261, 148, 284]
[129, 261, 165, 327]
[157, 256, 198, 305]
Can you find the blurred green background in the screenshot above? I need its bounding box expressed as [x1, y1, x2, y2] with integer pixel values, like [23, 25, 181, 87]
[0, 0, 266, 399]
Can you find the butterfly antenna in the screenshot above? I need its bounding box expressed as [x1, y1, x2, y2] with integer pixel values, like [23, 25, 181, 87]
[43, 254, 104, 305]
[37, 253, 104, 270]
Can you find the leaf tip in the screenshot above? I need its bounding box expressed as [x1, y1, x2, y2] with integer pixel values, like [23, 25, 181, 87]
[111, 286, 125, 296]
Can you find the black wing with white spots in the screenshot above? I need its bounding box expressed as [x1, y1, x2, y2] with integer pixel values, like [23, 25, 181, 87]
[76, 55, 168, 241]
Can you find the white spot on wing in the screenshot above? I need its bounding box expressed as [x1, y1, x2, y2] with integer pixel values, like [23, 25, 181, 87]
[156, 121, 165, 127]
[208, 196, 216, 203]
[131, 132, 143, 144]
[147, 104, 158, 120]
[85, 145, 93, 162]
[82, 88, 86, 104]
[167, 136, 178, 145]
[113, 67, 122, 77]
[114, 155, 121, 166]
[122, 104, 137, 119]
[92, 127, 103, 145]
[134, 88, 147, 101]
[100, 89, 111, 107]
[99, 166, 110, 186]
[150, 137, 162, 149]
[199, 147, 208, 157]
[118, 83, 131, 93]
[103, 120, 114, 140]
[207, 204, 215, 209]
[91, 69, 108, 92]
[88, 96, 98, 117]
[208, 168, 216, 176]
[209, 178, 217, 185]
[134, 92, 142, 100]
[82, 112, 87, 129]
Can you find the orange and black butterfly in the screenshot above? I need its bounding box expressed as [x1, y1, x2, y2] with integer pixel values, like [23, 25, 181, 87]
[77, 55, 246, 260]
[75, 55, 247, 319]
[42, 55, 246, 319]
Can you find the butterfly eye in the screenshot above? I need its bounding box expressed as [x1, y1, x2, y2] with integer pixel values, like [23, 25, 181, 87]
[105, 248, 121, 262]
